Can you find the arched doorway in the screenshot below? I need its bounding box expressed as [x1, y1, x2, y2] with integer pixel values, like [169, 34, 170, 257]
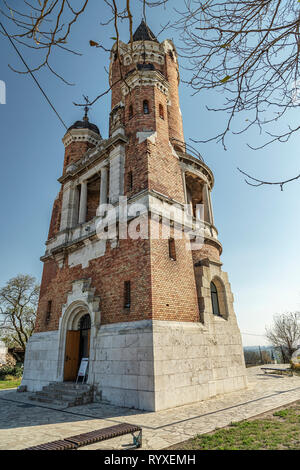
[64, 312, 91, 382]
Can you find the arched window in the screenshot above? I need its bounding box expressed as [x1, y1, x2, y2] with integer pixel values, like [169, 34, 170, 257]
[143, 100, 149, 114]
[129, 105, 133, 119]
[79, 313, 91, 330]
[210, 281, 220, 316]
[159, 104, 164, 120]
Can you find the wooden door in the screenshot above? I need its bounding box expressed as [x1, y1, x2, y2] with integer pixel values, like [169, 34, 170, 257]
[64, 330, 80, 381]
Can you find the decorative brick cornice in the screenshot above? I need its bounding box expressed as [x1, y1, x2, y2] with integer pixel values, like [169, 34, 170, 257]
[62, 128, 101, 148]
[120, 69, 169, 97]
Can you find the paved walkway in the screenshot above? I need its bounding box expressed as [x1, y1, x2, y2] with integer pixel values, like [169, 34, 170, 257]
[0, 366, 299, 450]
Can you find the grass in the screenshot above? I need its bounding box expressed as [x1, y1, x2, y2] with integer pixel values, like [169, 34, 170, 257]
[0, 378, 22, 390]
[170, 401, 300, 450]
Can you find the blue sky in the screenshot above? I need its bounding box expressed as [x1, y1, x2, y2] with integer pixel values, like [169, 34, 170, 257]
[0, 1, 299, 346]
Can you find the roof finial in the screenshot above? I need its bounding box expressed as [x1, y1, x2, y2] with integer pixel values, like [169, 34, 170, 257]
[83, 95, 90, 121]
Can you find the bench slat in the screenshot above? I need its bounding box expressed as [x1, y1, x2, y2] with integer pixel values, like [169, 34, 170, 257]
[25, 439, 77, 451]
[261, 367, 293, 376]
[24, 423, 142, 450]
[65, 423, 142, 447]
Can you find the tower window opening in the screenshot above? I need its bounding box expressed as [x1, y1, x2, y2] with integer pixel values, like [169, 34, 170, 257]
[168, 50, 174, 61]
[124, 281, 131, 309]
[168, 238, 176, 261]
[128, 171, 133, 191]
[45, 300, 52, 323]
[129, 105, 133, 119]
[143, 100, 150, 114]
[210, 281, 220, 316]
[159, 104, 164, 120]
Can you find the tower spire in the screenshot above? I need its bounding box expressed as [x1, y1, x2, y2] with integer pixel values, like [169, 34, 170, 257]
[131, 19, 158, 42]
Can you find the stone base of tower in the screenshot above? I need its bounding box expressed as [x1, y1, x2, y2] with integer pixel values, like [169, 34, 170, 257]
[92, 320, 247, 411]
[22, 318, 247, 411]
[151, 321, 247, 410]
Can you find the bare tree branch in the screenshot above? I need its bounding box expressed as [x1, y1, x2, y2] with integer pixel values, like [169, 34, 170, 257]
[174, 0, 300, 152]
[237, 168, 300, 191]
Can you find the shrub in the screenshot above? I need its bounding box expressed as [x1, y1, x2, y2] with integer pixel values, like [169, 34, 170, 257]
[0, 363, 23, 379]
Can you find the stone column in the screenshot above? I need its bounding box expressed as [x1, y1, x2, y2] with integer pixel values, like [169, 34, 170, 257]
[203, 183, 214, 224]
[78, 181, 87, 224]
[195, 206, 203, 221]
[100, 167, 108, 206]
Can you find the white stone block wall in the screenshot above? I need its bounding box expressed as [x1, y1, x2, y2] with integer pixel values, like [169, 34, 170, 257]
[22, 317, 247, 410]
[21, 331, 59, 391]
[0, 341, 7, 365]
[22, 315, 247, 410]
[152, 321, 247, 411]
[91, 320, 155, 410]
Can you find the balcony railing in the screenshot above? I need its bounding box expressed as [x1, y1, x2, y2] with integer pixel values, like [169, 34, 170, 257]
[170, 138, 204, 163]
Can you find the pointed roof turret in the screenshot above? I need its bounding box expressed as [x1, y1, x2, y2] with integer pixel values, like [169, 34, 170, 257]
[131, 19, 158, 43]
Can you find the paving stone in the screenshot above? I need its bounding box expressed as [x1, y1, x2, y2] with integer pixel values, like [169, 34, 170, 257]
[0, 366, 299, 450]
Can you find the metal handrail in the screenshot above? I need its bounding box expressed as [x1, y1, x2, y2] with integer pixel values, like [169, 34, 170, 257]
[170, 138, 204, 163]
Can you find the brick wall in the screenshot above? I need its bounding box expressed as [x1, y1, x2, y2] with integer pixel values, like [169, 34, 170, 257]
[150, 219, 200, 322]
[35, 38, 218, 334]
[35, 236, 152, 332]
[63, 141, 95, 174]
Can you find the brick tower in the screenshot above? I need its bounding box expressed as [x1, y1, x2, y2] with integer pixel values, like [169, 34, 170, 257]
[22, 21, 247, 411]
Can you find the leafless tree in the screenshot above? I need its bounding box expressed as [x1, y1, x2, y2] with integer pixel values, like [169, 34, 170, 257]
[0, 0, 90, 84]
[174, 0, 300, 189]
[2, 1, 299, 188]
[244, 349, 261, 366]
[265, 312, 300, 361]
[0, 1, 168, 91]
[176, 1, 300, 148]
[0, 275, 40, 350]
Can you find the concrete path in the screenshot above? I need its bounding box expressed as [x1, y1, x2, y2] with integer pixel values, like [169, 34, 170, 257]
[0, 366, 299, 450]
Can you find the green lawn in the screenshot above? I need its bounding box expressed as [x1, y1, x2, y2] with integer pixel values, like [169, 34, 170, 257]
[0, 378, 22, 390]
[171, 401, 300, 450]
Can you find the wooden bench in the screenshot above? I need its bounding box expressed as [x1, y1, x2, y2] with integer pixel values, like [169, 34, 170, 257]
[261, 367, 293, 377]
[24, 423, 142, 450]
[24, 440, 78, 451]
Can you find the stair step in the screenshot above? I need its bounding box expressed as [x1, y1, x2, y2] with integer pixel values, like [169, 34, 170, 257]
[48, 382, 90, 390]
[29, 396, 70, 407]
[28, 382, 94, 408]
[35, 393, 77, 402]
[43, 385, 91, 394]
[41, 388, 91, 397]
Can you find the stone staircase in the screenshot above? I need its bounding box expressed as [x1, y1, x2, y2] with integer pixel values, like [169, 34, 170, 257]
[29, 382, 94, 408]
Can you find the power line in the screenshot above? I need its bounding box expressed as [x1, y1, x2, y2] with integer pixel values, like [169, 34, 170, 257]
[0, 21, 68, 130]
[241, 332, 266, 337]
